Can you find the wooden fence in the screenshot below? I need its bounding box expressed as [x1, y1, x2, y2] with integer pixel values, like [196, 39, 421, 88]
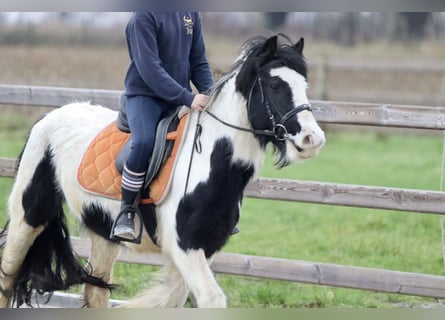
[1, 84, 445, 306]
[213, 57, 445, 107]
[308, 59, 445, 106]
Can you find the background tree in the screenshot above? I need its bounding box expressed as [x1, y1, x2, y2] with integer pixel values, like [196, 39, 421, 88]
[388, 12, 433, 41]
[264, 12, 288, 30]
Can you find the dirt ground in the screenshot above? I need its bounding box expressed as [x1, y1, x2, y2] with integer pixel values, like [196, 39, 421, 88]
[0, 45, 128, 90]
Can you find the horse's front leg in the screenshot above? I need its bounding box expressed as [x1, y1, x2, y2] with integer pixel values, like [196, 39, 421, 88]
[170, 247, 226, 308]
[83, 232, 120, 308]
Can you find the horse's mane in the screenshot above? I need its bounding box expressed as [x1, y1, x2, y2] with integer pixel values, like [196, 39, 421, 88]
[209, 34, 307, 102]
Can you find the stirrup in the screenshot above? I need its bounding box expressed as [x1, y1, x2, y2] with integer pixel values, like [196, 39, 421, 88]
[110, 205, 143, 244]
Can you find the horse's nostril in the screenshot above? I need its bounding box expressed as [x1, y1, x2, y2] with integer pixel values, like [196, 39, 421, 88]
[303, 134, 314, 146]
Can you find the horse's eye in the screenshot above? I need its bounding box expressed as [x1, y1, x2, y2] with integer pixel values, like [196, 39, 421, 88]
[270, 83, 282, 91]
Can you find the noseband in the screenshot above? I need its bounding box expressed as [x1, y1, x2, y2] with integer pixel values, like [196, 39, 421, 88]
[206, 72, 312, 141]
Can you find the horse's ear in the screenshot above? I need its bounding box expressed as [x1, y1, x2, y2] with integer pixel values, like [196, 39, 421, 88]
[256, 35, 278, 67]
[293, 37, 304, 54]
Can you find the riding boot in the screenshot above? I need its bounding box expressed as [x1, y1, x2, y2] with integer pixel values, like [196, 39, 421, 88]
[110, 165, 145, 243]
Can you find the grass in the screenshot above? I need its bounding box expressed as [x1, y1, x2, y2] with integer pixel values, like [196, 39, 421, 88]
[215, 129, 445, 307]
[1, 112, 445, 308]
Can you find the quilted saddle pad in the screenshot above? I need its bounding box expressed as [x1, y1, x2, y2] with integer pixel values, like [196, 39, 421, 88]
[77, 113, 189, 205]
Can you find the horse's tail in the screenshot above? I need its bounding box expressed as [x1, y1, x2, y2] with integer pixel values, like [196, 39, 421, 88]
[11, 208, 114, 307]
[4, 115, 113, 307]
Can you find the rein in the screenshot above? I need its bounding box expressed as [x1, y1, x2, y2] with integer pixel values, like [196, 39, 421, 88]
[206, 74, 312, 142]
[184, 111, 203, 196]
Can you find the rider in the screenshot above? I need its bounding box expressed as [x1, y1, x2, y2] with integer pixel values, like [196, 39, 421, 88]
[110, 12, 214, 243]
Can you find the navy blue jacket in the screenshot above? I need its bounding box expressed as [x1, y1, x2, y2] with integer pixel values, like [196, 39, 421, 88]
[124, 12, 213, 107]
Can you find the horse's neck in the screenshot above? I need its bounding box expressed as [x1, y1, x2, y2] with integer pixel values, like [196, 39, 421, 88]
[204, 78, 265, 173]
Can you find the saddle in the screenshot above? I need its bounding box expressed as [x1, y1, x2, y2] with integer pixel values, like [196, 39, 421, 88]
[77, 96, 190, 205]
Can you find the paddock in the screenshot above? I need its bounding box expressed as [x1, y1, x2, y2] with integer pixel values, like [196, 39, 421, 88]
[1, 84, 445, 307]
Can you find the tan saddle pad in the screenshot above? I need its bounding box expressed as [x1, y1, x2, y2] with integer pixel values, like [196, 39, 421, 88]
[77, 113, 189, 204]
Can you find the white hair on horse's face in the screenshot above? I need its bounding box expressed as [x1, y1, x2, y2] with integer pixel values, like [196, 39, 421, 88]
[269, 66, 325, 164]
[269, 67, 309, 106]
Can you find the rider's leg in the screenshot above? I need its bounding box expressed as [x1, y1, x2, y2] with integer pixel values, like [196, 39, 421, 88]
[110, 95, 165, 243]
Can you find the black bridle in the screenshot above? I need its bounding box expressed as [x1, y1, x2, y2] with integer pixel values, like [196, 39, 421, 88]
[205, 73, 312, 142]
[186, 71, 312, 195]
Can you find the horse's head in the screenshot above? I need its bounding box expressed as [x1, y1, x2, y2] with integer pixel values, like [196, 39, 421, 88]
[235, 34, 325, 167]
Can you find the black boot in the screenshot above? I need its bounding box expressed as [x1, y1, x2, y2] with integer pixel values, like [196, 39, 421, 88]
[110, 204, 143, 244]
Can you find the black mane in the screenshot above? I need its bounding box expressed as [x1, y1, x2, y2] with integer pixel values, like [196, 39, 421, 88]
[210, 34, 307, 101]
[238, 34, 307, 78]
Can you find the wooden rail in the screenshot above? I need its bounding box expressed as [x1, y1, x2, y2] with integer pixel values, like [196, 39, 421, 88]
[311, 100, 445, 130]
[245, 178, 445, 215]
[2, 156, 445, 215]
[21, 237, 445, 305]
[0, 85, 120, 109]
[76, 237, 445, 299]
[0, 157, 15, 178]
[1, 84, 445, 130]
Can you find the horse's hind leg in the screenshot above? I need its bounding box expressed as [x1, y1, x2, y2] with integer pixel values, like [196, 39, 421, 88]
[0, 221, 44, 307]
[0, 146, 63, 307]
[0, 164, 51, 307]
[83, 232, 120, 308]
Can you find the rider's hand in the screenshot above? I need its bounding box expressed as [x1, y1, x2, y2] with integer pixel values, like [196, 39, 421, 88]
[190, 94, 209, 111]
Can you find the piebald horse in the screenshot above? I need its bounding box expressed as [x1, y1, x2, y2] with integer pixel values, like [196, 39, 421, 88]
[0, 34, 325, 308]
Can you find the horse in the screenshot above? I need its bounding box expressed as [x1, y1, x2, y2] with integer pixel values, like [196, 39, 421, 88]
[0, 34, 325, 308]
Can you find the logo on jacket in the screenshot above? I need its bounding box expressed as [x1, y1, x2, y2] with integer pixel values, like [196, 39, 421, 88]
[183, 15, 194, 35]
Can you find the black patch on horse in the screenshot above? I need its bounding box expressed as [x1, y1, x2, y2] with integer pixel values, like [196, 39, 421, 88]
[82, 203, 118, 243]
[22, 148, 64, 227]
[176, 137, 254, 258]
[82, 203, 158, 245]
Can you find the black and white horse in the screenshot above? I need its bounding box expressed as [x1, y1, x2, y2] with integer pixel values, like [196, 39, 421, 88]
[0, 35, 325, 308]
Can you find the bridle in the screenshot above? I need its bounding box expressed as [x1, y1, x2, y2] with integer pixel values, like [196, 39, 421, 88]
[205, 71, 312, 142]
[186, 69, 312, 195]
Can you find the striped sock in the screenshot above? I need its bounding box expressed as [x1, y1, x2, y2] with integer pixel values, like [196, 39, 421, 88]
[121, 165, 146, 205]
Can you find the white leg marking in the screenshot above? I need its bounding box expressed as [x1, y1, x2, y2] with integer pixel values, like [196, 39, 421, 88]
[122, 261, 189, 308]
[84, 233, 120, 308]
[170, 248, 226, 308]
[0, 222, 44, 308]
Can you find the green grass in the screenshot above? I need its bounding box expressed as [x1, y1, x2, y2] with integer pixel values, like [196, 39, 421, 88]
[1, 112, 445, 307]
[217, 130, 445, 307]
